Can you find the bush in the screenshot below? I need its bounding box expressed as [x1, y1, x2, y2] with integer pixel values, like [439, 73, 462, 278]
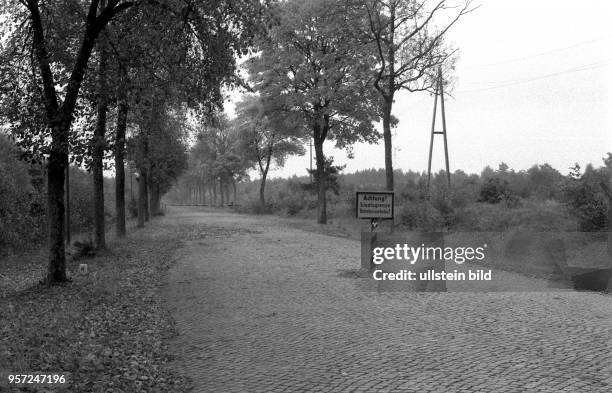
[72, 238, 97, 260]
[478, 177, 507, 203]
[562, 166, 609, 232]
[0, 137, 47, 254]
[510, 200, 577, 232]
[452, 203, 515, 232]
[452, 200, 576, 232]
[399, 200, 445, 231]
[234, 198, 271, 215]
[276, 179, 313, 216]
[0, 135, 125, 255]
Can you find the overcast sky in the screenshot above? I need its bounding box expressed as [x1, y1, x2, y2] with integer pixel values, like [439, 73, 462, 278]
[227, 0, 612, 179]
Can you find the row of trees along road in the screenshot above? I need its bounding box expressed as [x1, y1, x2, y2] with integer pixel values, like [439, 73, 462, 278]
[180, 103, 306, 210]
[241, 0, 474, 224]
[0, 0, 269, 284]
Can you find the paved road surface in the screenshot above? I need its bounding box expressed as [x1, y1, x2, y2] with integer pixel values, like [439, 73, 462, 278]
[163, 208, 612, 392]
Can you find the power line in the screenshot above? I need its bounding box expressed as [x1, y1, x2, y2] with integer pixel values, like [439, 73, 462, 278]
[461, 36, 610, 69]
[457, 60, 611, 94]
[465, 59, 611, 86]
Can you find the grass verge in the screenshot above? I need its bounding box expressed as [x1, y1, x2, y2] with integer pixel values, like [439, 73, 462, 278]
[0, 219, 193, 392]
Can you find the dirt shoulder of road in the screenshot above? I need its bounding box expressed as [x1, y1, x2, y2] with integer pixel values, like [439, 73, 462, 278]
[0, 216, 197, 392]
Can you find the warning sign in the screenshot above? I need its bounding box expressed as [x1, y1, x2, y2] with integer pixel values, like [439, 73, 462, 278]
[356, 191, 394, 219]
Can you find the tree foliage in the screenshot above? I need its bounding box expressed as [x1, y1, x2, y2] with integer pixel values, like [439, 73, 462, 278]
[0, 0, 270, 283]
[248, 0, 380, 223]
[303, 157, 346, 196]
[349, 0, 474, 190]
[235, 94, 306, 206]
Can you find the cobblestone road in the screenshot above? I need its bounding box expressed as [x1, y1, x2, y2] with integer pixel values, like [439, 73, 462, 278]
[163, 208, 612, 392]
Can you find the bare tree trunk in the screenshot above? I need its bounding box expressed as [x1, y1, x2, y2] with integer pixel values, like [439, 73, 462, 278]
[314, 136, 327, 224]
[150, 181, 160, 216]
[47, 120, 69, 283]
[144, 172, 150, 221]
[65, 165, 71, 245]
[382, 97, 394, 191]
[219, 179, 225, 207]
[114, 93, 128, 237]
[232, 180, 236, 204]
[259, 152, 272, 208]
[137, 174, 145, 228]
[259, 177, 266, 208]
[91, 0, 109, 250]
[383, 4, 397, 192]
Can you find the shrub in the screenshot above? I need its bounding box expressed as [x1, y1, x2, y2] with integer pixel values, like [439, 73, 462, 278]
[234, 198, 271, 215]
[399, 200, 445, 231]
[510, 200, 577, 232]
[453, 200, 576, 232]
[452, 203, 515, 232]
[0, 135, 124, 255]
[0, 137, 46, 254]
[562, 166, 609, 232]
[478, 177, 519, 207]
[72, 239, 97, 260]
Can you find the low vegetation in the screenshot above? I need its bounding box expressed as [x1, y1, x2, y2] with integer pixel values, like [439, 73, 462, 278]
[0, 219, 193, 392]
[226, 158, 611, 234]
[207, 158, 610, 280]
[0, 135, 127, 256]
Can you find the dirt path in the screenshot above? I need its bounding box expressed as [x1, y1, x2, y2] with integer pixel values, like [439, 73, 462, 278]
[163, 207, 612, 392]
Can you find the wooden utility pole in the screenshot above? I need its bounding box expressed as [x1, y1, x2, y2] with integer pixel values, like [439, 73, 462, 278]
[427, 67, 451, 192]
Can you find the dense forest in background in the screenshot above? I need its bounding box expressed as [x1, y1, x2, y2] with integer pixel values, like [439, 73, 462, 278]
[167, 153, 612, 234]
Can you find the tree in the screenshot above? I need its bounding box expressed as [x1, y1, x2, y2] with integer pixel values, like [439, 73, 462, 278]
[478, 177, 513, 205]
[91, 0, 111, 250]
[526, 163, 563, 200]
[248, 0, 380, 224]
[569, 163, 582, 180]
[108, 0, 269, 226]
[1, 0, 135, 283]
[303, 157, 346, 197]
[146, 108, 188, 216]
[185, 141, 217, 205]
[196, 114, 251, 206]
[113, 90, 129, 235]
[236, 95, 306, 207]
[564, 162, 610, 232]
[352, 0, 474, 191]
